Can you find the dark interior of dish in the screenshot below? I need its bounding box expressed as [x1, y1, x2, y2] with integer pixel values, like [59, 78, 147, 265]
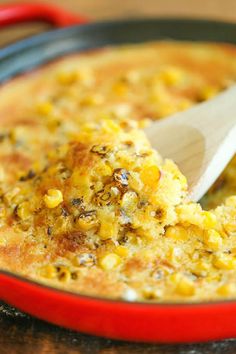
[1, 18, 236, 84]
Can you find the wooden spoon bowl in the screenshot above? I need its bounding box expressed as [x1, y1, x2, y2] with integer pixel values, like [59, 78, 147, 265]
[145, 85, 236, 201]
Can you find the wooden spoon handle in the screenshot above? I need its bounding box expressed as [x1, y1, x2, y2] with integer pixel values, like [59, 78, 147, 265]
[160, 85, 236, 140]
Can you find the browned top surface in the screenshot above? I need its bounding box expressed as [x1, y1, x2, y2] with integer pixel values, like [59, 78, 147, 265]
[0, 41, 236, 302]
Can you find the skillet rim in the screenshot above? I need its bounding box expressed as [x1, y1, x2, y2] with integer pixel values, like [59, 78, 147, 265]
[2, 17, 236, 81]
[1, 16, 236, 307]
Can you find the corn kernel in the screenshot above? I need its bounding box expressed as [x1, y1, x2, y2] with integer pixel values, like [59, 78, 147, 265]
[77, 68, 94, 86]
[17, 201, 31, 220]
[178, 99, 192, 111]
[115, 246, 129, 257]
[224, 222, 236, 233]
[37, 101, 53, 115]
[129, 173, 143, 192]
[149, 87, 169, 106]
[160, 67, 183, 86]
[112, 81, 128, 96]
[204, 229, 222, 251]
[71, 171, 91, 198]
[217, 283, 235, 296]
[98, 219, 118, 240]
[177, 204, 216, 228]
[102, 119, 121, 134]
[46, 117, 61, 133]
[57, 71, 77, 85]
[169, 273, 180, 283]
[76, 210, 98, 231]
[142, 286, 157, 299]
[58, 266, 71, 282]
[165, 225, 189, 241]
[174, 276, 195, 296]
[157, 103, 178, 118]
[140, 165, 161, 188]
[126, 231, 138, 245]
[99, 253, 121, 270]
[120, 191, 138, 212]
[202, 211, 217, 229]
[139, 249, 154, 260]
[80, 94, 104, 106]
[125, 70, 140, 84]
[97, 210, 119, 240]
[4, 187, 21, 206]
[95, 163, 112, 178]
[44, 189, 63, 208]
[40, 264, 57, 279]
[225, 196, 236, 207]
[213, 254, 236, 270]
[199, 86, 218, 101]
[169, 246, 183, 263]
[192, 261, 210, 277]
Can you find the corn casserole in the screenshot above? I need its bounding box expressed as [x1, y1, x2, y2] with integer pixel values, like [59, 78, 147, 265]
[1, 41, 236, 302]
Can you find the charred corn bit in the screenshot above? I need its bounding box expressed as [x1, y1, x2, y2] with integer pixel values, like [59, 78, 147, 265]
[76, 211, 98, 231]
[58, 267, 71, 282]
[74, 253, 96, 267]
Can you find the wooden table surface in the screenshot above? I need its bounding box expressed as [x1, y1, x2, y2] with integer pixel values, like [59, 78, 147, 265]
[1, 0, 236, 352]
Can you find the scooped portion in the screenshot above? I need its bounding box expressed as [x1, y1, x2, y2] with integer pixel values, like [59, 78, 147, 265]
[4, 120, 187, 235]
[0, 122, 187, 288]
[1, 41, 236, 301]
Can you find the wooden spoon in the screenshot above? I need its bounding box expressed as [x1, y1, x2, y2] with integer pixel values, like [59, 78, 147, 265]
[145, 85, 236, 201]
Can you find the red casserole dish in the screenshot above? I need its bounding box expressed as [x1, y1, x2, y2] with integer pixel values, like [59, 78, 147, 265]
[1, 2, 236, 343]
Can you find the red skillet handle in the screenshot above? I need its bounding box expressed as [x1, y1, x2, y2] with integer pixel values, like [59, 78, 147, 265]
[0, 2, 88, 28]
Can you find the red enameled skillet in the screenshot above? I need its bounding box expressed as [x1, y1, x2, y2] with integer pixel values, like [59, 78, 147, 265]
[1, 2, 236, 343]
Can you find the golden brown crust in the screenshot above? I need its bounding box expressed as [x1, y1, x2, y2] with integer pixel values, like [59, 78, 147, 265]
[0, 41, 236, 302]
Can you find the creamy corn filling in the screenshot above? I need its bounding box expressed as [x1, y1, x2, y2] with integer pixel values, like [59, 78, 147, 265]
[0, 41, 236, 301]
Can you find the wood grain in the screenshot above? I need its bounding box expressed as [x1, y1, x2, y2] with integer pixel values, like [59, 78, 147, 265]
[1, 0, 236, 352]
[1, 302, 236, 354]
